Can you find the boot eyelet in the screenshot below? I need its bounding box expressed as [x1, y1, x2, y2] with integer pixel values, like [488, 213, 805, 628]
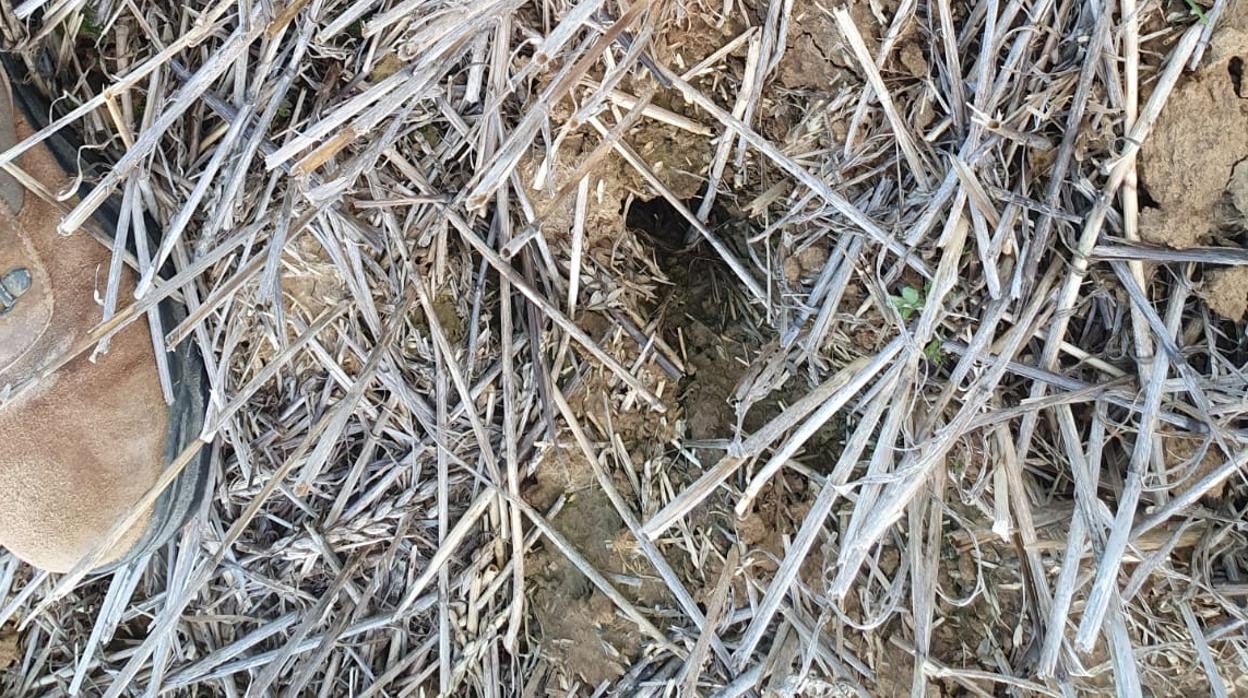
[0, 267, 31, 315]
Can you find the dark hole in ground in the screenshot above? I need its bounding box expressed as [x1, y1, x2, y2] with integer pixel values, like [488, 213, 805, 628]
[626, 195, 691, 251]
[625, 195, 730, 251]
[1230, 56, 1244, 98]
[625, 194, 751, 338]
[624, 193, 847, 473]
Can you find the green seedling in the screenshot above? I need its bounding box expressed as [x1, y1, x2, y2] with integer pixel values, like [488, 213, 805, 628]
[890, 285, 925, 320]
[80, 7, 104, 38]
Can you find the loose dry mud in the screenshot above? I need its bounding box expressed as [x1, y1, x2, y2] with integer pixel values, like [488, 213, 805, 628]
[1139, 2, 1248, 252]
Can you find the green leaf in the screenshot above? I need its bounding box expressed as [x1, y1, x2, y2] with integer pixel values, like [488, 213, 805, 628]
[901, 286, 921, 305]
[889, 295, 907, 316]
[924, 338, 942, 364]
[80, 6, 104, 38]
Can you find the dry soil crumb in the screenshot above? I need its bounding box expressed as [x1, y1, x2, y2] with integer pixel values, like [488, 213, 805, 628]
[1201, 266, 1248, 320]
[1138, 5, 1248, 247]
[518, 135, 630, 245]
[1228, 159, 1248, 217]
[1138, 206, 1212, 250]
[774, 0, 879, 90]
[625, 120, 713, 200]
[653, 12, 744, 73]
[1141, 69, 1248, 203]
[1162, 436, 1228, 502]
[0, 626, 16, 673]
[783, 240, 830, 285]
[897, 41, 929, 78]
[282, 234, 346, 319]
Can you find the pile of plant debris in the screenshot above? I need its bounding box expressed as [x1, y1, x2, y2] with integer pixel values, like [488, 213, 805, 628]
[2, 0, 1248, 694]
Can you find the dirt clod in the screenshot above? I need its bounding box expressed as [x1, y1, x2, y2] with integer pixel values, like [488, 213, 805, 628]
[783, 242, 830, 285]
[1201, 267, 1248, 320]
[1138, 206, 1212, 250]
[1139, 5, 1248, 247]
[0, 627, 15, 673]
[775, 0, 879, 90]
[897, 41, 929, 78]
[1228, 159, 1248, 217]
[1163, 437, 1228, 502]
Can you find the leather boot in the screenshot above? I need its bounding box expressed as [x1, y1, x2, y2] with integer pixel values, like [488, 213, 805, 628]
[0, 61, 209, 573]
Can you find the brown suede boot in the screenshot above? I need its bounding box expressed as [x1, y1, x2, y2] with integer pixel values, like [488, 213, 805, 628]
[0, 61, 209, 573]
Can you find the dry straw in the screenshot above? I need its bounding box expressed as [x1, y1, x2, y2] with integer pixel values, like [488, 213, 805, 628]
[0, 0, 1243, 694]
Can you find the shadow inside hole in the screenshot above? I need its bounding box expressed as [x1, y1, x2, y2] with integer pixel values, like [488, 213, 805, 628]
[624, 195, 731, 252]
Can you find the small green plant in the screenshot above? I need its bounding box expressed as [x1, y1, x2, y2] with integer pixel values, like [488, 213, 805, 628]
[890, 285, 925, 320]
[924, 337, 943, 364]
[79, 7, 104, 39]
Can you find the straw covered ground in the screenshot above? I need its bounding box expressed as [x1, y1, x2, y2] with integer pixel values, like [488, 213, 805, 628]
[1, 0, 1248, 693]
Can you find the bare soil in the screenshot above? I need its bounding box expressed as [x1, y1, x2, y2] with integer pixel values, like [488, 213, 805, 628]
[524, 449, 651, 687]
[0, 624, 16, 674]
[1139, 2, 1248, 249]
[1200, 266, 1248, 321]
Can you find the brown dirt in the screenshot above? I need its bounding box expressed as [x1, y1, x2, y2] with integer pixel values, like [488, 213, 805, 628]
[524, 450, 652, 687]
[1162, 435, 1229, 502]
[621, 121, 713, 201]
[661, 252, 757, 438]
[775, 0, 879, 91]
[1200, 266, 1248, 321]
[737, 476, 823, 582]
[1137, 206, 1212, 251]
[1138, 4, 1248, 248]
[897, 41, 929, 79]
[519, 276, 695, 685]
[518, 128, 841, 690]
[783, 241, 831, 285]
[518, 134, 631, 248]
[282, 233, 346, 320]
[521, 239, 757, 687]
[652, 12, 746, 73]
[0, 625, 16, 674]
[1229, 159, 1248, 217]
